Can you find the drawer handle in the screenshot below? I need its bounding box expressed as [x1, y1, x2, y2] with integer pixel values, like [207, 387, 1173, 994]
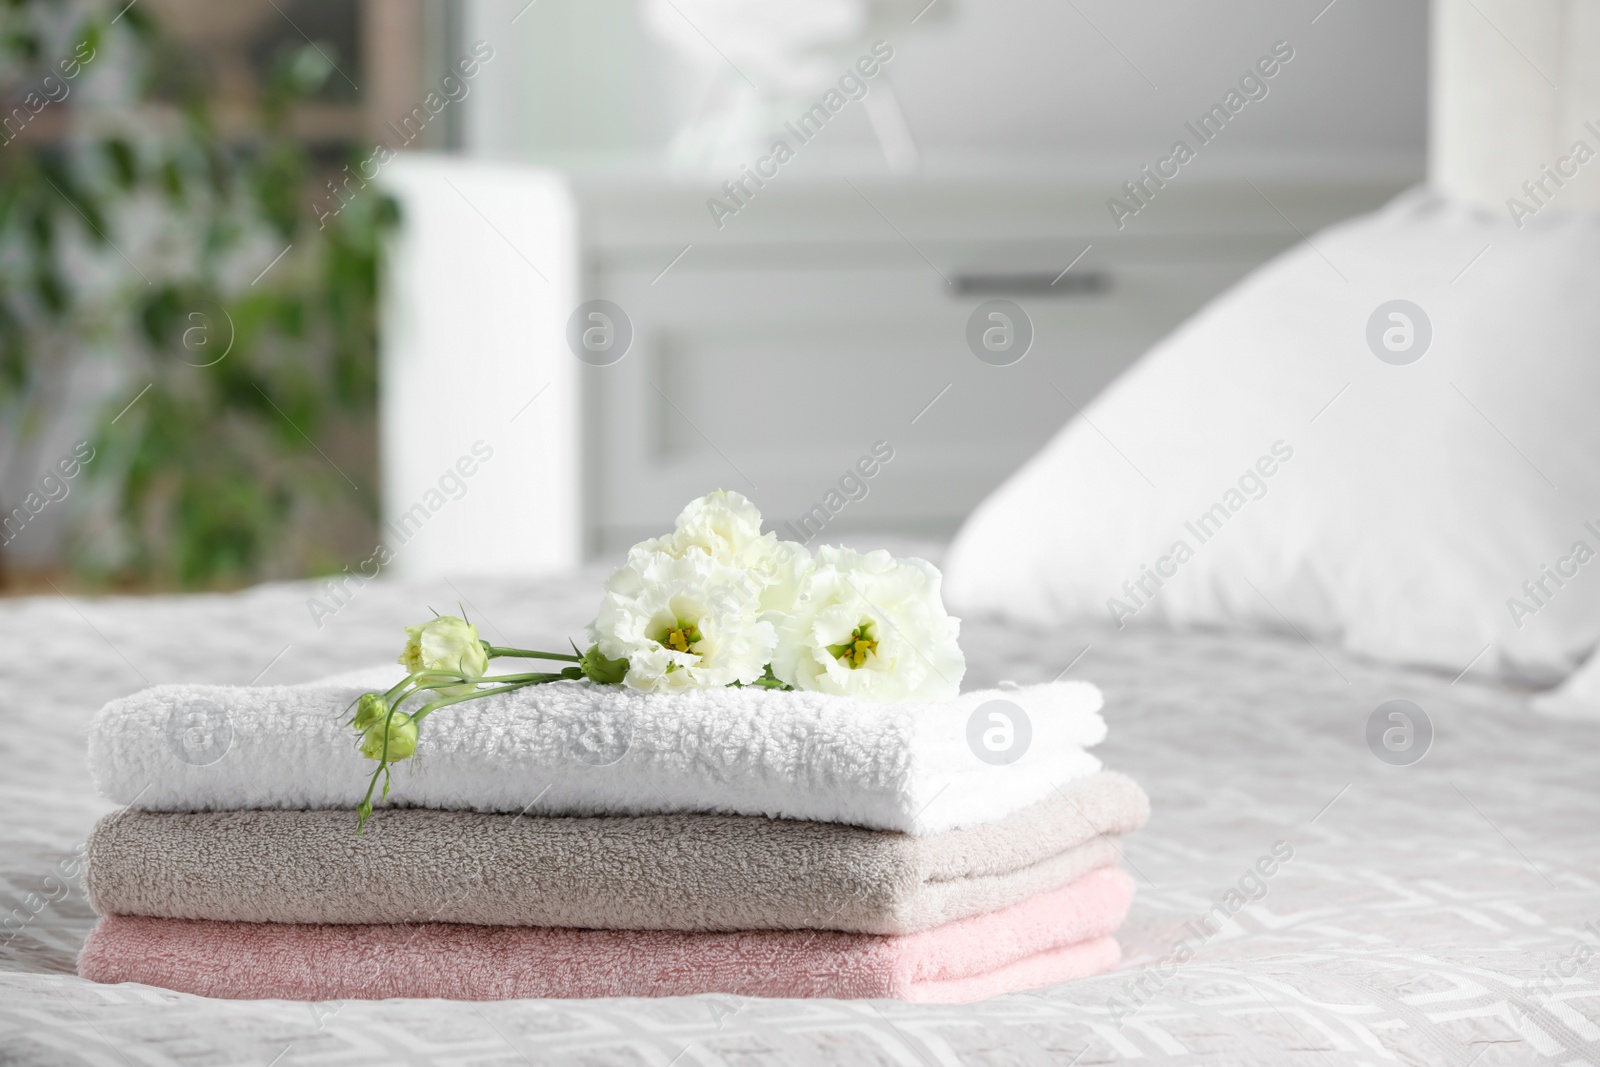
[948, 270, 1111, 296]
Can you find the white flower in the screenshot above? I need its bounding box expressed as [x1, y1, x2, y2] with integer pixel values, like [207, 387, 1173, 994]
[637, 489, 773, 569]
[755, 537, 814, 614]
[770, 546, 965, 703]
[633, 489, 813, 616]
[398, 615, 489, 697]
[589, 549, 777, 692]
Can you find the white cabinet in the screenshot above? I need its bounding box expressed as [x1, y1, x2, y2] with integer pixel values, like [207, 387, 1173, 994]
[571, 169, 1410, 554]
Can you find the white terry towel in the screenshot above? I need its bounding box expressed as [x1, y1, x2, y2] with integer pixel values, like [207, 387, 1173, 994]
[87, 671, 1106, 835]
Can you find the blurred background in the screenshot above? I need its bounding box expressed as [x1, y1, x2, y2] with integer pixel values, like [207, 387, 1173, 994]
[0, 0, 1427, 594]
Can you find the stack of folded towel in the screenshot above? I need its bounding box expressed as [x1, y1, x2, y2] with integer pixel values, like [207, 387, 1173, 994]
[78, 672, 1148, 1003]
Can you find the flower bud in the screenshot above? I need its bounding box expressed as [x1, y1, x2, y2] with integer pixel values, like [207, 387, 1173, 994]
[351, 693, 388, 731]
[398, 615, 489, 697]
[579, 643, 628, 685]
[359, 710, 418, 761]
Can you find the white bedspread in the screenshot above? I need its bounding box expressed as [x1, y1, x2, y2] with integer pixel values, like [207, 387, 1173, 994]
[3, 563, 1597, 1065]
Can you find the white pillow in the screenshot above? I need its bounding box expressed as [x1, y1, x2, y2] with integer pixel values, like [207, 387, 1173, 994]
[945, 188, 1600, 686]
[1533, 656, 1600, 720]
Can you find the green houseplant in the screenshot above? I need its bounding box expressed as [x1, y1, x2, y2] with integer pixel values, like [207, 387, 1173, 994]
[0, 0, 394, 589]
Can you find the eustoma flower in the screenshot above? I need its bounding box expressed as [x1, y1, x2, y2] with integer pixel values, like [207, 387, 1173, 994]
[636, 490, 813, 613]
[637, 489, 772, 568]
[398, 615, 490, 696]
[589, 549, 776, 692]
[769, 546, 966, 702]
[342, 491, 968, 830]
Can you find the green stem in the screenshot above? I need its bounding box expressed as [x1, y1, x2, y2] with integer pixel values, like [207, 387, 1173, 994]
[356, 668, 576, 830]
[387, 672, 476, 715]
[474, 672, 575, 685]
[357, 763, 384, 832]
[384, 669, 466, 704]
[356, 701, 405, 831]
[391, 671, 573, 713]
[410, 675, 571, 724]
[484, 646, 582, 663]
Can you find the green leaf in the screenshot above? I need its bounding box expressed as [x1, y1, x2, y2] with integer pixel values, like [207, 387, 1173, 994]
[104, 139, 138, 188]
[0, 0, 397, 591]
[739, 665, 795, 691]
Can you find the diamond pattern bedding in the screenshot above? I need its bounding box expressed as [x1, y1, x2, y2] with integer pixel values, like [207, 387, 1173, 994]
[2, 563, 1596, 1065]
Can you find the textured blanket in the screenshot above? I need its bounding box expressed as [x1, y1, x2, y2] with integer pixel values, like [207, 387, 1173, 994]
[87, 674, 1105, 834]
[86, 771, 1147, 933]
[78, 867, 1133, 1002]
[15, 567, 1600, 1063]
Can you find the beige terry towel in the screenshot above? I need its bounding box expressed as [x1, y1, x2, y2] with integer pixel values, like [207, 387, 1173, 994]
[86, 772, 1147, 935]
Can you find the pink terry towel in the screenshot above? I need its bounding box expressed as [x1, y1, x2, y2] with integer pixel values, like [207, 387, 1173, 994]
[79, 867, 1132, 1003]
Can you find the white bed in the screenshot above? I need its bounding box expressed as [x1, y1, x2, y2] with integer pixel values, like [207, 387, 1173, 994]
[3, 561, 1596, 1065]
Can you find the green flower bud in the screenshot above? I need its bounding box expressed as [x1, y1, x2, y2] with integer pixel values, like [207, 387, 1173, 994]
[359, 710, 418, 761]
[579, 644, 628, 685]
[351, 693, 388, 731]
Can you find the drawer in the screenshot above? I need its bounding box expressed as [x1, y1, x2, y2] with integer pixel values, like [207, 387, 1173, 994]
[584, 255, 1261, 552]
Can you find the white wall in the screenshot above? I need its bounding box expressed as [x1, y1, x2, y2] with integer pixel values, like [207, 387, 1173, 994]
[1431, 0, 1600, 211]
[460, 0, 1428, 175]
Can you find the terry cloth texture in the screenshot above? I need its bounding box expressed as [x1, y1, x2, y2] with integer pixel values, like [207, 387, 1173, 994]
[86, 772, 1148, 934]
[87, 676, 1105, 834]
[79, 867, 1133, 1003]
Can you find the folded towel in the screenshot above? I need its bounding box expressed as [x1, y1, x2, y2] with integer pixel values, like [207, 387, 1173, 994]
[87, 675, 1105, 834]
[86, 770, 1147, 933]
[78, 867, 1133, 1002]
